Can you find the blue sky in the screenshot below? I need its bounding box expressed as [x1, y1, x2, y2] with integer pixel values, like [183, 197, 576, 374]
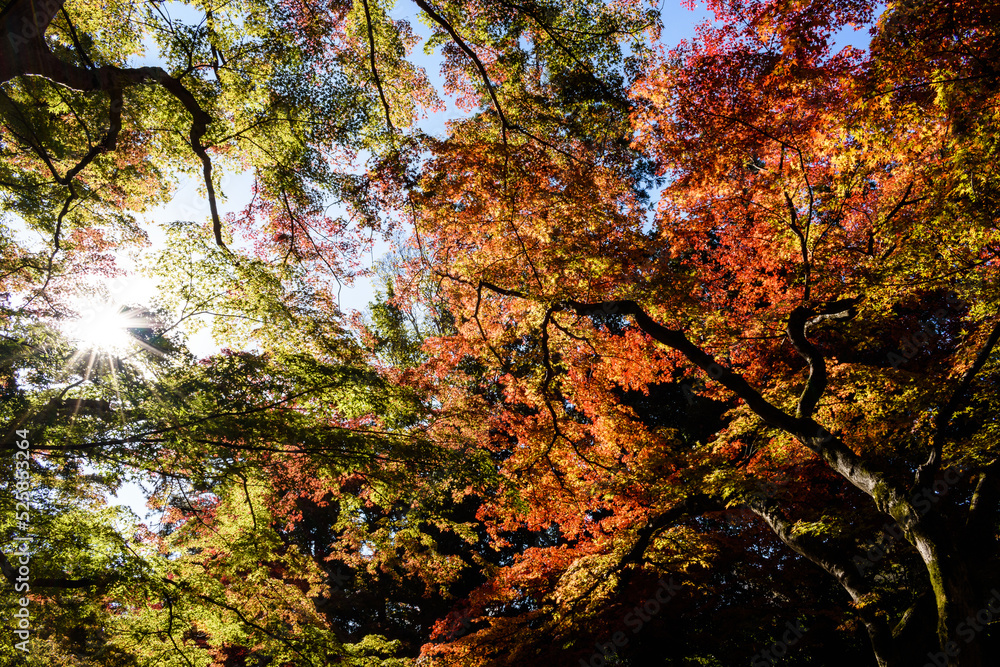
[106, 0, 725, 523]
[107, 0, 875, 523]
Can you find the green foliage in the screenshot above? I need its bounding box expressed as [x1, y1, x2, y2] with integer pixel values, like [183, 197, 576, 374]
[4, 0, 1000, 666]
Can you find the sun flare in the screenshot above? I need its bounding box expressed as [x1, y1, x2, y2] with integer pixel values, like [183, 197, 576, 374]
[66, 302, 136, 354]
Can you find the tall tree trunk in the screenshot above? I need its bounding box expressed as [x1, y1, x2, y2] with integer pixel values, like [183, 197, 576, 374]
[911, 523, 985, 666]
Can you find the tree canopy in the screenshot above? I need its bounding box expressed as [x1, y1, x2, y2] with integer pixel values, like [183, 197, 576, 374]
[2, 0, 1000, 666]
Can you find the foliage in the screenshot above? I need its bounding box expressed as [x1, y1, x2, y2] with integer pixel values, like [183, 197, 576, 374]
[3, 1, 1000, 667]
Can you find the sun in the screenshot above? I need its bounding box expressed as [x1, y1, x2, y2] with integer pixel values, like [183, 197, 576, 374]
[65, 301, 137, 354]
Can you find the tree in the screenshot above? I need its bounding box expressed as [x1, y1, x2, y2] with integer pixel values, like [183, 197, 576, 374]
[0, 0, 656, 307]
[0, 306, 165, 666]
[400, 0, 1000, 665]
[5, 1, 1000, 666]
[2, 1, 658, 660]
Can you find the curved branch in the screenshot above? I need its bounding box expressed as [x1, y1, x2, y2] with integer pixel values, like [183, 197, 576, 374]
[915, 319, 1000, 488]
[471, 282, 917, 528]
[360, 0, 394, 134]
[617, 495, 724, 578]
[412, 0, 509, 144]
[746, 496, 899, 667]
[495, 0, 624, 107]
[162, 577, 311, 663]
[567, 297, 913, 517]
[163, 593, 198, 667]
[556, 494, 723, 621]
[3, 9, 229, 250]
[58, 6, 94, 70]
[747, 496, 872, 600]
[786, 298, 861, 419]
[966, 458, 1000, 543]
[783, 190, 810, 299]
[474, 287, 975, 653]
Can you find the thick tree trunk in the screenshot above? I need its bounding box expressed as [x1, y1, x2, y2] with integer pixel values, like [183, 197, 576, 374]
[910, 523, 987, 666]
[472, 290, 999, 667]
[1, 0, 65, 85]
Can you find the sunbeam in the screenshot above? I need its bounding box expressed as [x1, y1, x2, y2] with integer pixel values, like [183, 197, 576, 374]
[64, 301, 138, 354]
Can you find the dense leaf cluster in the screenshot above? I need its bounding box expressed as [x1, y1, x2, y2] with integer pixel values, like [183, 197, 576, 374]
[2, 1, 1000, 666]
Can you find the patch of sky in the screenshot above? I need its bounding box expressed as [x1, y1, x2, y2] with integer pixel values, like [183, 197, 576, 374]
[37, 0, 721, 538]
[829, 2, 887, 54]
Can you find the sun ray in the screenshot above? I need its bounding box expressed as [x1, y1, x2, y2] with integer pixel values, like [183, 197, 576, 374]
[65, 301, 138, 354]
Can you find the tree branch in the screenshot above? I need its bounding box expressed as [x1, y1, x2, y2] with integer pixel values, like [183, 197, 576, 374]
[915, 318, 1000, 488]
[3, 9, 229, 250]
[556, 494, 724, 621]
[360, 0, 394, 135]
[745, 496, 900, 667]
[747, 496, 871, 600]
[472, 282, 921, 532]
[966, 458, 1000, 540]
[786, 298, 861, 419]
[412, 0, 509, 144]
